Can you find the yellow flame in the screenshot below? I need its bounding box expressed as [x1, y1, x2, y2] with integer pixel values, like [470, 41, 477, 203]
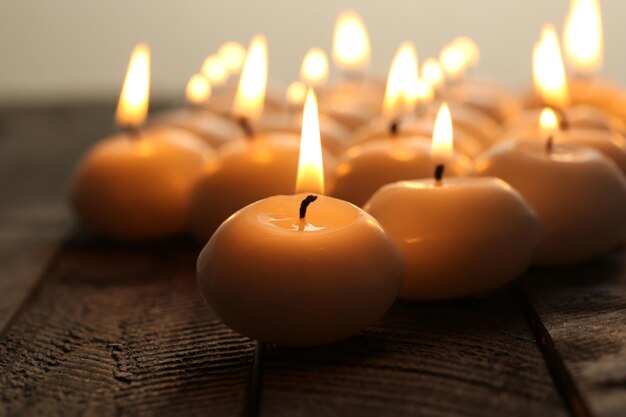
[286, 81, 307, 107]
[415, 78, 434, 103]
[201, 55, 229, 87]
[218, 41, 246, 74]
[439, 43, 466, 79]
[382, 42, 420, 120]
[116, 43, 150, 129]
[185, 73, 212, 106]
[300, 48, 329, 87]
[422, 58, 444, 89]
[539, 107, 559, 134]
[563, 0, 603, 74]
[332, 11, 371, 72]
[431, 103, 454, 163]
[232, 35, 268, 122]
[296, 89, 324, 195]
[452, 37, 480, 68]
[533, 25, 570, 108]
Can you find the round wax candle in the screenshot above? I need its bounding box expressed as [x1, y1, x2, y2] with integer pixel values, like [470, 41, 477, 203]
[72, 126, 215, 240]
[197, 193, 403, 346]
[364, 177, 540, 300]
[472, 139, 626, 265]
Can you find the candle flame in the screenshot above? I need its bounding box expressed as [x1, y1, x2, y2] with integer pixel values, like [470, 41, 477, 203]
[116, 43, 150, 129]
[563, 0, 603, 74]
[185, 73, 212, 106]
[439, 43, 466, 79]
[382, 42, 420, 120]
[232, 34, 268, 122]
[422, 58, 444, 89]
[452, 37, 480, 68]
[431, 102, 454, 163]
[296, 89, 324, 195]
[286, 81, 307, 107]
[300, 48, 329, 87]
[533, 25, 570, 108]
[332, 11, 371, 72]
[539, 107, 559, 134]
[218, 41, 246, 74]
[201, 55, 229, 87]
[415, 78, 434, 103]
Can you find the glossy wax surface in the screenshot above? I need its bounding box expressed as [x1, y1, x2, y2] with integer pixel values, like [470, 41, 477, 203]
[365, 177, 540, 300]
[72, 126, 215, 240]
[197, 193, 403, 346]
[189, 133, 336, 242]
[331, 137, 469, 207]
[473, 139, 626, 265]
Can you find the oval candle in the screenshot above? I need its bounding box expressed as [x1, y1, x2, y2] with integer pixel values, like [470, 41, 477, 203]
[364, 106, 540, 299]
[72, 44, 214, 241]
[472, 138, 626, 266]
[197, 89, 402, 346]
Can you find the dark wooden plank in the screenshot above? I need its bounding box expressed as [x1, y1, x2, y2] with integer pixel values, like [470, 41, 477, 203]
[0, 104, 117, 330]
[0, 237, 255, 417]
[523, 247, 626, 417]
[260, 294, 567, 417]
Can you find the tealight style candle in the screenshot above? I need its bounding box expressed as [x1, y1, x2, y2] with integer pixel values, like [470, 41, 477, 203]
[189, 38, 336, 241]
[152, 73, 243, 148]
[364, 112, 540, 300]
[332, 104, 470, 207]
[472, 134, 626, 266]
[72, 44, 214, 240]
[197, 89, 403, 346]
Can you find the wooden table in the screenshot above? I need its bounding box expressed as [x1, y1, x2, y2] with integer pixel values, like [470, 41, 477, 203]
[0, 103, 624, 417]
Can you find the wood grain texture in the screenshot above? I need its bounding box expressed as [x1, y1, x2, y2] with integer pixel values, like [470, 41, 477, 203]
[0, 237, 255, 417]
[524, 248, 626, 417]
[260, 294, 566, 417]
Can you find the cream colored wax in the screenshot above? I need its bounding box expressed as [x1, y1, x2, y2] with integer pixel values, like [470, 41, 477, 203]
[72, 126, 215, 240]
[196, 193, 403, 346]
[365, 177, 540, 300]
[472, 139, 626, 265]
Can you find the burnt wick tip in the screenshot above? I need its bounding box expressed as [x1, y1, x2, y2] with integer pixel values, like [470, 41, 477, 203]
[546, 135, 554, 154]
[389, 120, 399, 136]
[434, 164, 445, 182]
[238, 117, 254, 137]
[299, 195, 318, 219]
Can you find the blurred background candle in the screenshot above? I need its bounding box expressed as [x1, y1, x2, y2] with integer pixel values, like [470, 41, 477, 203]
[72, 43, 215, 240]
[365, 107, 540, 300]
[196, 88, 403, 346]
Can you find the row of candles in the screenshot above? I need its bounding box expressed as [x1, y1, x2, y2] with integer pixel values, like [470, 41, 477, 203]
[71, 0, 626, 345]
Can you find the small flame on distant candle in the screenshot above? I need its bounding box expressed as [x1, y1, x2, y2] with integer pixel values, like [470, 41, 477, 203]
[333, 11, 371, 73]
[233, 34, 268, 126]
[116, 43, 150, 130]
[186, 73, 212, 106]
[218, 41, 246, 75]
[533, 25, 570, 109]
[300, 48, 329, 87]
[296, 89, 324, 195]
[540, 107, 560, 154]
[422, 58, 445, 90]
[382, 41, 420, 123]
[202, 55, 229, 87]
[563, 0, 603, 75]
[286, 81, 307, 107]
[431, 102, 454, 170]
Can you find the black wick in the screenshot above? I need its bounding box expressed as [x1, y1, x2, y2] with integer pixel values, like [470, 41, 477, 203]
[434, 164, 445, 183]
[299, 195, 318, 219]
[122, 125, 142, 140]
[389, 119, 400, 136]
[238, 117, 255, 138]
[546, 135, 554, 154]
[553, 107, 569, 131]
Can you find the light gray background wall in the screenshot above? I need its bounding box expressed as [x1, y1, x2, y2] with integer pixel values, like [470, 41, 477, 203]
[0, 0, 624, 104]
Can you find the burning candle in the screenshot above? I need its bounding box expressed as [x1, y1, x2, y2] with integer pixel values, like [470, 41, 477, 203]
[218, 41, 246, 77]
[300, 47, 330, 88]
[72, 44, 214, 240]
[151, 73, 242, 148]
[472, 111, 626, 266]
[364, 107, 540, 300]
[189, 41, 336, 241]
[196, 88, 403, 346]
[332, 103, 470, 207]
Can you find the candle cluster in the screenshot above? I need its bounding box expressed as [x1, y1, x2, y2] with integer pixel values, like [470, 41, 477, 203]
[71, 0, 626, 345]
